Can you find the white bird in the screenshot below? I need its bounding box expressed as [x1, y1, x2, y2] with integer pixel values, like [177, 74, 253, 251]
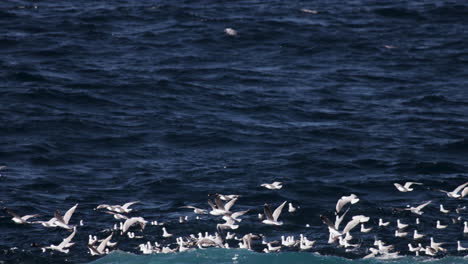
[224, 28, 237, 36]
[413, 230, 424, 240]
[4, 208, 39, 224]
[338, 236, 359, 248]
[436, 220, 447, 229]
[430, 237, 446, 252]
[335, 194, 359, 213]
[300, 8, 318, 14]
[88, 233, 113, 256]
[208, 196, 238, 216]
[363, 248, 378, 259]
[122, 217, 147, 233]
[334, 207, 350, 230]
[437, 182, 468, 198]
[281, 235, 297, 247]
[416, 218, 420, 225]
[422, 246, 437, 256]
[462, 187, 468, 198]
[179, 206, 208, 214]
[344, 232, 353, 241]
[408, 243, 421, 255]
[464, 221, 468, 233]
[103, 211, 129, 220]
[288, 203, 297, 213]
[456, 206, 466, 214]
[440, 204, 450, 214]
[96, 201, 139, 214]
[299, 234, 315, 250]
[218, 194, 240, 201]
[397, 219, 408, 229]
[223, 209, 249, 223]
[320, 214, 344, 244]
[53, 204, 79, 230]
[393, 182, 422, 192]
[88, 235, 97, 245]
[261, 181, 282, 190]
[217, 218, 239, 230]
[457, 241, 468, 251]
[378, 218, 390, 227]
[262, 201, 287, 226]
[360, 223, 373, 233]
[42, 227, 77, 254]
[342, 215, 369, 234]
[226, 232, 235, 240]
[267, 242, 282, 252]
[404, 200, 432, 215]
[395, 229, 408, 238]
[162, 227, 173, 238]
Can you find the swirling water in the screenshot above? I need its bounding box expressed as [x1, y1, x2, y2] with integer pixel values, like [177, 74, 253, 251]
[1, 0, 468, 263]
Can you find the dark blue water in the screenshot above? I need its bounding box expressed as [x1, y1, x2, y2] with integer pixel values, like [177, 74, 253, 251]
[1, 0, 468, 263]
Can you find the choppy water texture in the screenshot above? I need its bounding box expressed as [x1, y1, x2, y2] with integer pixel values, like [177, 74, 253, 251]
[1, 0, 468, 263]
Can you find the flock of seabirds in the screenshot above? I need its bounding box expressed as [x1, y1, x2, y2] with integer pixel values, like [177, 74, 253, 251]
[2, 179, 468, 260]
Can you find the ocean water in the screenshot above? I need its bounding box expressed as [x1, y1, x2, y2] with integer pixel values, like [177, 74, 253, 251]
[1, 0, 468, 263]
[90, 249, 468, 264]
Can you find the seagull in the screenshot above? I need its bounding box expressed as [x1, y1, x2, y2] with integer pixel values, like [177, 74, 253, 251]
[261, 181, 282, 190]
[458, 241, 468, 251]
[262, 201, 287, 226]
[4, 208, 39, 224]
[436, 220, 447, 229]
[42, 227, 77, 253]
[53, 204, 79, 230]
[224, 28, 237, 36]
[300, 8, 318, 14]
[464, 221, 468, 233]
[226, 232, 235, 240]
[44, 204, 78, 230]
[393, 182, 423, 192]
[397, 219, 408, 229]
[462, 187, 468, 198]
[408, 243, 421, 255]
[104, 211, 129, 220]
[430, 237, 446, 252]
[342, 215, 369, 234]
[217, 194, 240, 201]
[222, 209, 249, 223]
[299, 234, 315, 250]
[88, 233, 113, 256]
[37, 204, 78, 229]
[121, 217, 147, 233]
[288, 203, 297, 213]
[378, 218, 390, 227]
[208, 196, 238, 216]
[179, 205, 208, 214]
[334, 207, 350, 230]
[162, 227, 173, 238]
[404, 200, 432, 215]
[395, 229, 408, 238]
[456, 206, 466, 214]
[320, 215, 342, 243]
[267, 242, 282, 252]
[439, 204, 450, 214]
[437, 182, 468, 198]
[413, 230, 424, 240]
[335, 194, 359, 213]
[360, 223, 372, 233]
[96, 201, 139, 214]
